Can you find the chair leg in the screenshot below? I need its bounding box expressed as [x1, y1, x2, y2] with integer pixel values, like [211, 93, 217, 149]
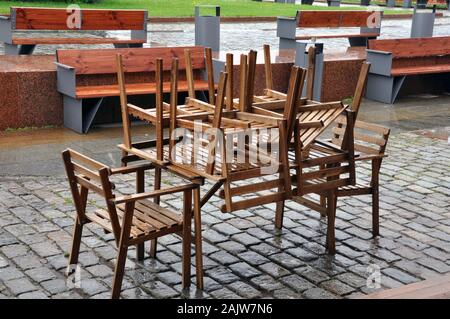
[136, 243, 145, 261]
[111, 244, 129, 299]
[275, 201, 285, 229]
[325, 191, 337, 255]
[193, 187, 204, 290]
[67, 218, 83, 275]
[111, 202, 134, 299]
[149, 239, 158, 259]
[149, 167, 162, 258]
[182, 190, 192, 289]
[372, 186, 380, 237]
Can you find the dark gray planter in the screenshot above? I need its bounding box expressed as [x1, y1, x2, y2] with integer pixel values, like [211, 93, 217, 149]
[301, 0, 315, 4]
[360, 0, 371, 5]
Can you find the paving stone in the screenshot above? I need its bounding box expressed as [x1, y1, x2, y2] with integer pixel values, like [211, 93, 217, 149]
[269, 252, 304, 269]
[41, 278, 70, 295]
[303, 287, 339, 299]
[30, 241, 61, 258]
[0, 266, 24, 281]
[1, 244, 29, 259]
[144, 281, 179, 299]
[258, 262, 291, 278]
[4, 277, 38, 295]
[217, 241, 246, 254]
[208, 266, 240, 284]
[416, 257, 450, 274]
[228, 281, 262, 298]
[382, 267, 419, 285]
[0, 255, 8, 268]
[280, 274, 315, 293]
[25, 267, 57, 283]
[238, 250, 269, 266]
[231, 232, 260, 246]
[210, 287, 242, 299]
[209, 250, 240, 265]
[273, 288, 303, 299]
[212, 223, 241, 236]
[335, 272, 367, 289]
[250, 275, 285, 292]
[19, 291, 49, 299]
[295, 266, 330, 285]
[85, 264, 113, 278]
[320, 279, 355, 295]
[80, 278, 109, 296]
[229, 262, 261, 279]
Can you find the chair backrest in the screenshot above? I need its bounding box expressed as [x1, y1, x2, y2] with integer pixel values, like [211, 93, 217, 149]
[56, 46, 207, 75]
[296, 10, 381, 28]
[11, 7, 147, 31]
[332, 119, 390, 157]
[62, 149, 122, 244]
[368, 36, 450, 59]
[350, 62, 371, 118]
[284, 66, 307, 141]
[116, 53, 166, 162]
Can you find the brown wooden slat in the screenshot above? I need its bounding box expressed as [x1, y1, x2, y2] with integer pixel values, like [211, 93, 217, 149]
[391, 64, 450, 76]
[297, 10, 379, 28]
[12, 37, 144, 45]
[296, 32, 379, 40]
[75, 80, 210, 99]
[13, 7, 146, 31]
[368, 36, 450, 58]
[56, 46, 206, 75]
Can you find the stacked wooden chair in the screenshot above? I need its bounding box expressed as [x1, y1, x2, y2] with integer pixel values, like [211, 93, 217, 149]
[62, 149, 201, 299]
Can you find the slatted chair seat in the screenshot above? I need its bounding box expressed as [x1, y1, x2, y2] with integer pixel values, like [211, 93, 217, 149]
[62, 149, 201, 299]
[87, 199, 183, 242]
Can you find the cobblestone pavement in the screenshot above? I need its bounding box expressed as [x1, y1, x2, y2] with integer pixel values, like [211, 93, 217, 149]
[0, 125, 449, 299]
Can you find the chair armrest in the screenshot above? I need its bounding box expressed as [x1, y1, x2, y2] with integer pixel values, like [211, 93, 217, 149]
[110, 163, 154, 175]
[111, 184, 198, 205]
[55, 62, 75, 71]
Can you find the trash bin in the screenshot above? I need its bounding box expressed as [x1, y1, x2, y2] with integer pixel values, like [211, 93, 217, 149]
[410, 6, 436, 38]
[327, 0, 341, 7]
[195, 5, 220, 52]
[386, 0, 396, 7]
[403, 0, 412, 8]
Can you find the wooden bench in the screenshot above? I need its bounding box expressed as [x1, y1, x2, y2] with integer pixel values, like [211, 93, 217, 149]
[56, 46, 215, 133]
[277, 10, 382, 49]
[365, 36, 450, 104]
[0, 7, 147, 55]
[362, 273, 450, 299]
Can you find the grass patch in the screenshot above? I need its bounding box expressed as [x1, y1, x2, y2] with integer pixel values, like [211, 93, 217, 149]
[0, 0, 412, 16]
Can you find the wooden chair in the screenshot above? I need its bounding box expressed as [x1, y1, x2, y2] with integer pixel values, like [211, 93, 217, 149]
[331, 118, 391, 236]
[62, 149, 201, 299]
[170, 65, 307, 219]
[289, 108, 357, 255]
[116, 52, 207, 289]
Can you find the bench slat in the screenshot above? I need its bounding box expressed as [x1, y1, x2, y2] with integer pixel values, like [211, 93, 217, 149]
[296, 32, 379, 40]
[13, 7, 146, 31]
[75, 80, 210, 99]
[298, 10, 380, 28]
[57, 46, 206, 75]
[12, 37, 145, 45]
[391, 64, 450, 76]
[368, 36, 450, 58]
